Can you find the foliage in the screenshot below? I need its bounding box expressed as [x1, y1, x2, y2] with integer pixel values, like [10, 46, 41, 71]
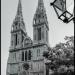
[43, 36, 74, 75]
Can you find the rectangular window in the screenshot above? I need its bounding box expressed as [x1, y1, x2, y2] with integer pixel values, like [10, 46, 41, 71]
[38, 28, 41, 40]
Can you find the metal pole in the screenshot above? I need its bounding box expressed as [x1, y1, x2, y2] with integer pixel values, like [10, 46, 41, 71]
[73, 0, 75, 25]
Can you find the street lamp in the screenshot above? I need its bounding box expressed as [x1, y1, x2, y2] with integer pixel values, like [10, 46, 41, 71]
[50, 0, 74, 23]
[45, 60, 51, 75]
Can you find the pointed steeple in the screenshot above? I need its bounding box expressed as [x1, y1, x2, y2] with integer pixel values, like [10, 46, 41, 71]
[15, 0, 23, 21]
[38, 0, 44, 9]
[33, 0, 49, 30]
[36, 0, 45, 14]
[17, 0, 22, 16]
[33, 0, 49, 45]
[12, 0, 26, 33]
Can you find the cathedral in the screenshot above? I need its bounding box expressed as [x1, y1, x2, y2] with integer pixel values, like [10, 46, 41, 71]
[6, 0, 50, 75]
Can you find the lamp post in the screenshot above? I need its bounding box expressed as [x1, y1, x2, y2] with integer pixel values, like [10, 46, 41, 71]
[45, 60, 51, 75]
[50, 0, 74, 24]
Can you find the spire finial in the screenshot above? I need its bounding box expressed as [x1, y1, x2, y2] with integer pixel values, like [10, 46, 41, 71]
[17, 0, 22, 16]
[38, 0, 44, 8]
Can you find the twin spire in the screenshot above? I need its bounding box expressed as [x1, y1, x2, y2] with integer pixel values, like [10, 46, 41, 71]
[14, 0, 23, 22]
[16, 0, 22, 16]
[14, 0, 48, 29]
[34, 0, 49, 29]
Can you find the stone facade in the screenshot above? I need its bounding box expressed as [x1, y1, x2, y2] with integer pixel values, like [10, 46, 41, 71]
[6, 0, 50, 75]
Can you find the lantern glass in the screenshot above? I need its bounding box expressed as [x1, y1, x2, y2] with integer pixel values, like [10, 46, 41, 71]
[66, 0, 74, 14]
[51, 0, 74, 23]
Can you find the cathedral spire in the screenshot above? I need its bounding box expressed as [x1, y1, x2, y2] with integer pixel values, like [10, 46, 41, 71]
[33, 0, 49, 30]
[33, 0, 49, 45]
[12, 0, 26, 33]
[17, 0, 22, 16]
[36, 0, 45, 13]
[38, 0, 44, 8]
[14, 0, 23, 22]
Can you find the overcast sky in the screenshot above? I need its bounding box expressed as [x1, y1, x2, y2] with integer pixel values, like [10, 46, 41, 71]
[1, 0, 74, 75]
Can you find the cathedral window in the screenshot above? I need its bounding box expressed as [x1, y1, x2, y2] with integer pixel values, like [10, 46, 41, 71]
[15, 34, 17, 45]
[25, 51, 27, 61]
[28, 50, 32, 60]
[38, 28, 41, 40]
[22, 51, 24, 61]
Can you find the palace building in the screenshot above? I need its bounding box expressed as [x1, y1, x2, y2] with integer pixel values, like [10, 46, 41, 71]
[6, 0, 50, 75]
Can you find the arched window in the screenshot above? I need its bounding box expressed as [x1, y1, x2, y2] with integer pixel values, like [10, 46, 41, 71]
[38, 28, 41, 40]
[25, 51, 27, 61]
[15, 34, 17, 45]
[22, 51, 24, 61]
[28, 50, 32, 60]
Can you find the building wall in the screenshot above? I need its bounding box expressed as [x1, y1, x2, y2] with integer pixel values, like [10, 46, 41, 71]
[7, 44, 48, 75]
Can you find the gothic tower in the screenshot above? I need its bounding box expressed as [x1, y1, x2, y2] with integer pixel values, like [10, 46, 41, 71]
[10, 0, 26, 49]
[33, 0, 49, 45]
[6, 0, 50, 75]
